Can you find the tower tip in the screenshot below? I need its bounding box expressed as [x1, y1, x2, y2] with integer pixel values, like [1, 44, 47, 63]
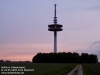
[54, 4, 57, 24]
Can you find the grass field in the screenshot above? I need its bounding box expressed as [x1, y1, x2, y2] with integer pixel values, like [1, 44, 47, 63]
[1, 62, 100, 75]
[0, 62, 77, 75]
[82, 63, 100, 75]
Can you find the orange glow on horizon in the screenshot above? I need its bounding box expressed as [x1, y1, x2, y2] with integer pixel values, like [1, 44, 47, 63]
[0, 43, 100, 62]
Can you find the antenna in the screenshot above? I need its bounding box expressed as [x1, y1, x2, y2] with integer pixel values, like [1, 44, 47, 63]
[53, 4, 57, 24]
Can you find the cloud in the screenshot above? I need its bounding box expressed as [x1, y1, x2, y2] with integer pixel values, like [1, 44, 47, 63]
[74, 41, 100, 62]
[89, 41, 100, 49]
[89, 41, 100, 56]
[87, 5, 100, 11]
[89, 41, 100, 61]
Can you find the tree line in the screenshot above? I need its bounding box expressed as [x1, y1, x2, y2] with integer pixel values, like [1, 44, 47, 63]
[0, 60, 30, 63]
[32, 52, 98, 63]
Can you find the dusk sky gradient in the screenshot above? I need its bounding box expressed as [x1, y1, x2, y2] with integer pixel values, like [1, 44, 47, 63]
[0, 0, 100, 61]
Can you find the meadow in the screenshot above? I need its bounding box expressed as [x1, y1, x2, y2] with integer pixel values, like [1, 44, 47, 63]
[82, 63, 100, 75]
[0, 62, 77, 75]
[1, 62, 100, 75]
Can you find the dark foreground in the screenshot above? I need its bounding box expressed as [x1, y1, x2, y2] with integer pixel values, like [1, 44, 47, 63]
[0, 62, 100, 75]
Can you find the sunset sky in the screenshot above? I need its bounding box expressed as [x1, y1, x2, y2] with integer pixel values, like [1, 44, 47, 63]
[0, 0, 100, 61]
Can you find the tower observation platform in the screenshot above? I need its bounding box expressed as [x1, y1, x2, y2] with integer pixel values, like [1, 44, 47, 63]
[48, 4, 63, 53]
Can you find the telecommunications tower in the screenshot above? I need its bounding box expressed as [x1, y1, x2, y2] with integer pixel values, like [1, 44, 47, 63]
[48, 4, 63, 53]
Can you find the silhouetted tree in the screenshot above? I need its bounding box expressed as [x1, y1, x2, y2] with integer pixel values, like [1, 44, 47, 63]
[32, 52, 98, 63]
[80, 53, 98, 63]
[0, 60, 4, 62]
